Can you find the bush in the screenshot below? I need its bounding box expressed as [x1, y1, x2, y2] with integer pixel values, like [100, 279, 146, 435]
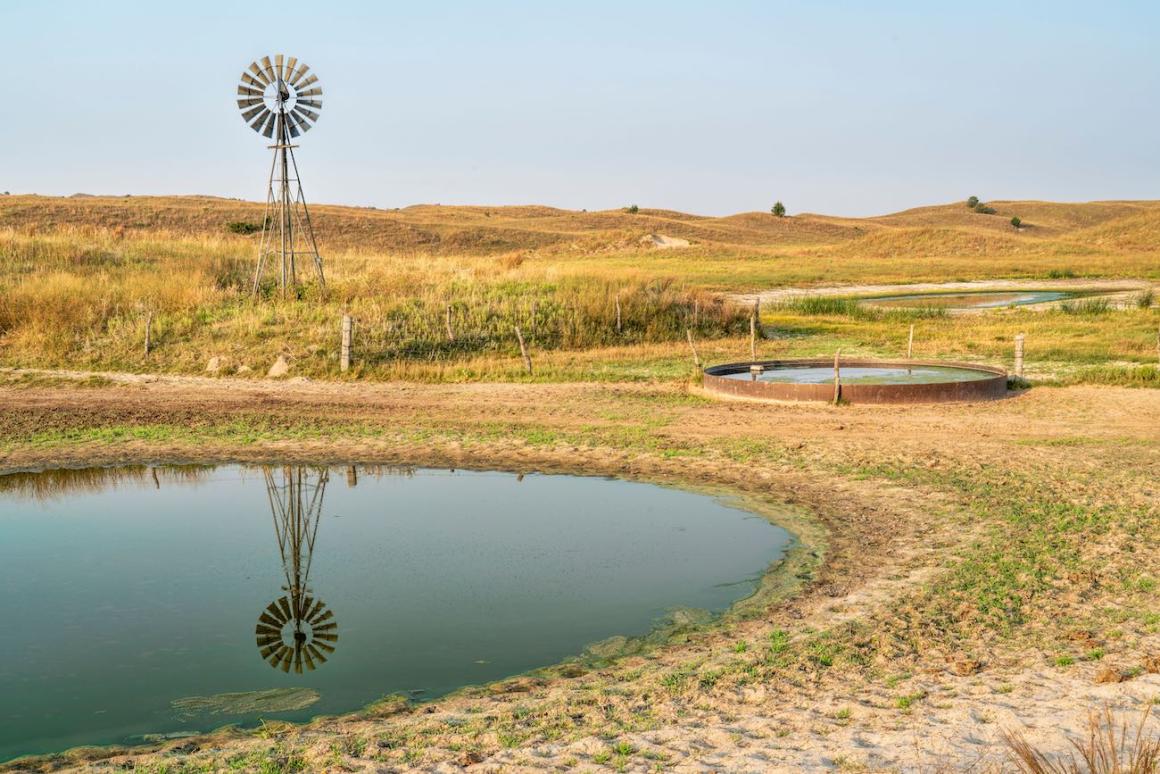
[771, 201, 786, 217]
[1136, 289, 1154, 309]
[1010, 216, 1022, 228]
[624, 205, 639, 214]
[973, 203, 997, 215]
[226, 221, 262, 235]
[966, 196, 979, 208]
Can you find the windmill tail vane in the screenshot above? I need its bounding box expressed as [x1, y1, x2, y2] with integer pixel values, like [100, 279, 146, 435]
[255, 466, 338, 674]
[237, 54, 325, 298]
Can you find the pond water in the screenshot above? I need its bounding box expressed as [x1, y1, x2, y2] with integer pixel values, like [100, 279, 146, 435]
[0, 465, 790, 762]
[724, 365, 994, 385]
[858, 290, 1075, 309]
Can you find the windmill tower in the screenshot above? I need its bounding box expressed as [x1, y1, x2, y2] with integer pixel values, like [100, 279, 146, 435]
[236, 55, 326, 297]
[254, 466, 338, 673]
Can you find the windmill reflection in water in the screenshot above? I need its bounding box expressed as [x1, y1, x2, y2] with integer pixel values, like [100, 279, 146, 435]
[254, 467, 338, 673]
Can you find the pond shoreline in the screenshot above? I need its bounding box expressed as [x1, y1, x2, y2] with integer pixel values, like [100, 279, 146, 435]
[1, 376, 1156, 771]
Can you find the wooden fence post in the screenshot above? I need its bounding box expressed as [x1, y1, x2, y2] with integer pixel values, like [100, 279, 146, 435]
[749, 307, 757, 361]
[1014, 333, 1025, 378]
[515, 326, 533, 374]
[444, 304, 455, 342]
[833, 349, 842, 405]
[340, 314, 353, 372]
[753, 298, 762, 338]
[907, 324, 914, 359]
[615, 292, 622, 334]
[686, 328, 702, 370]
[144, 310, 153, 358]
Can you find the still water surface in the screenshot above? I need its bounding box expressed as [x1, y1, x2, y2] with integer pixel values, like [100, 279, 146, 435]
[0, 465, 789, 761]
[724, 365, 994, 385]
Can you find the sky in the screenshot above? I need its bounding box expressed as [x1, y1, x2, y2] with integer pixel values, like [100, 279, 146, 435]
[1, 1, 1157, 216]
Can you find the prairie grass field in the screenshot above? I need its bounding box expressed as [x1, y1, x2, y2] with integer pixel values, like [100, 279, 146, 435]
[1, 194, 1157, 384]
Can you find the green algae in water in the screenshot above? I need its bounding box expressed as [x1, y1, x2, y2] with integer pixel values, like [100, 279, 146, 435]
[860, 290, 1075, 309]
[171, 688, 321, 718]
[0, 465, 790, 762]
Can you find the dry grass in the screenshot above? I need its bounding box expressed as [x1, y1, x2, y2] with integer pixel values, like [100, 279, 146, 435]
[1003, 706, 1160, 774]
[1, 195, 1157, 381]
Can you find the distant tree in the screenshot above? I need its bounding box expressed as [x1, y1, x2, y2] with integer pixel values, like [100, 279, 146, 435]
[771, 201, 786, 217]
[1010, 216, 1022, 229]
[966, 196, 979, 208]
[625, 204, 639, 214]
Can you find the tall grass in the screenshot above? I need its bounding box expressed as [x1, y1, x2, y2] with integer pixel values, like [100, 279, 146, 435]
[775, 296, 949, 320]
[1002, 705, 1158, 774]
[1059, 298, 1113, 315]
[0, 227, 746, 374]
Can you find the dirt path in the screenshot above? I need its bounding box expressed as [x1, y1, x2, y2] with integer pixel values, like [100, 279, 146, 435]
[1, 371, 1157, 772]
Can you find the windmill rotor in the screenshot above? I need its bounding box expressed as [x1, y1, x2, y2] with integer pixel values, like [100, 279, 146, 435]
[235, 56, 323, 139]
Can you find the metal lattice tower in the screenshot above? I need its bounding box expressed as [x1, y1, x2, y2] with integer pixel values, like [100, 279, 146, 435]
[254, 466, 338, 673]
[236, 55, 326, 297]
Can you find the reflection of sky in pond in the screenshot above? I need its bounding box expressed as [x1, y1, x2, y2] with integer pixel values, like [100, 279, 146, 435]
[724, 366, 994, 385]
[0, 466, 789, 762]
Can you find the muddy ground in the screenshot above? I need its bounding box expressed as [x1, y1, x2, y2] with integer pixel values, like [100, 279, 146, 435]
[0, 371, 1157, 772]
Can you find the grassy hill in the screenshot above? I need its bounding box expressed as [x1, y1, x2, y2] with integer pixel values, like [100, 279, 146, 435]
[0, 194, 1156, 381]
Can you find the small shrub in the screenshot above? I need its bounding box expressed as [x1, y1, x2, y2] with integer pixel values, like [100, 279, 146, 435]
[966, 196, 979, 208]
[1136, 289, 1154, 309]
[1011, 216, 1022, 228]
[1047, 269, 1077, 279]
[624, 204, 639, 214]
[973, 202, 997, 215]
[227, 220, 262, 235]
[771, 201, 786, 217]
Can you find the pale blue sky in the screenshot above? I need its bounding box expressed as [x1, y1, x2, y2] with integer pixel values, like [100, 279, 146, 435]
[2, 1, 1157, 215]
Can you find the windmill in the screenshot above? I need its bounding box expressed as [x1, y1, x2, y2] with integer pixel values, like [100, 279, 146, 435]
[254, 466, 338, 673]
[236, 55, 326, 297]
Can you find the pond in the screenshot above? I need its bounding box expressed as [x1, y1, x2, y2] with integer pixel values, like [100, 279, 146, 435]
[858, 290, 1076, 309]
[724, 364, 995, 385]
[0, 465, 791, 762]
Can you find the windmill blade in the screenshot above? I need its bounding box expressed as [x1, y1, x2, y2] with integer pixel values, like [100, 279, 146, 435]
[237, 85, 264, 98]
[263, 112, 279, 139]
[241, 104, 267, 122]
[297, 74, 319, 90]
[312, 608, 335, 625]
[262, 603, 288, 626]
[302, 645, 317, 671]
[277, 646, 294, 672]
[261, 56, 276, 83]
[290, 63, 310, 85]
[274, 54, 285, 82]
[293, 106, 319, 123]
[297, 99, 322, 110]
[255, 622, 282, 638]
[296, 87, 323, 99]
[286, 115, 301, 139]
[237, 96, 263, 109]
[306, 642, 327, 665]
[250, 110, 272, 134]
[276, 596, 293, 621]
[247, 62, 269, 86]
[241, 73, 265, 89]
[312, 639, 336, 654]
[285, 56, 299, 82]
[291, 109, 315, 133]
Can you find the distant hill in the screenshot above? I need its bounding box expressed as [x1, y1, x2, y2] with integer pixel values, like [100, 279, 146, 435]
[1, 194, 1158, 258]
